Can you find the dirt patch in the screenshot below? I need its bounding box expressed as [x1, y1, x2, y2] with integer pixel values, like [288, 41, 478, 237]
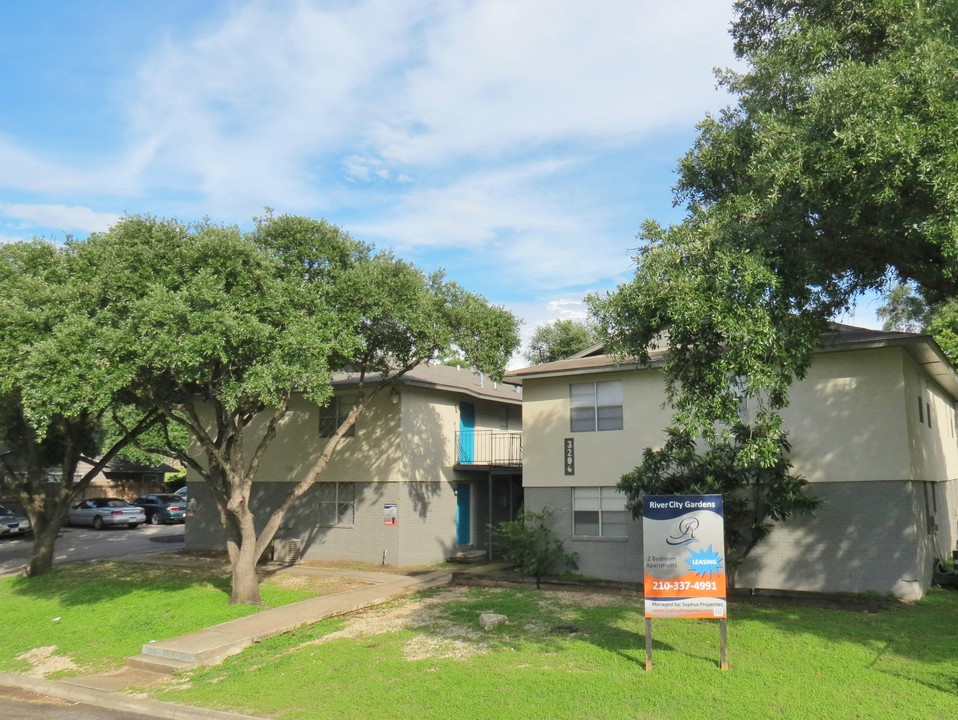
[297, 559, 455, 576]
[15, 646, 79, 678]
[298, 586, 634, 661]
[301, 586, 492, 660]
[264, 573, 370, 595]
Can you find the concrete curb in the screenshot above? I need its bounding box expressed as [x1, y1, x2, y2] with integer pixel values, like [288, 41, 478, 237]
[0, 672, 264, 720]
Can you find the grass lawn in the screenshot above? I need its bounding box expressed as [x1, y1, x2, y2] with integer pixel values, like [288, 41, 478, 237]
[147, 584, 958, 720]
[0, 562, 356, 676]
[3, 564, 958, 719]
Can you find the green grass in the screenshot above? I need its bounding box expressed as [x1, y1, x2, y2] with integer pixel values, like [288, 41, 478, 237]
[148, 586, 958, 720]
[0, 562, 323, 676]
[4, 564, 958, 719]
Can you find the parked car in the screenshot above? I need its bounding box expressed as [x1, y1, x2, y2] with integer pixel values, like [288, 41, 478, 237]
[67, 498, 146, 529]
[133, 494, 187, 525]
[174, 486, 187, 499]
[0, 504, 30, 537]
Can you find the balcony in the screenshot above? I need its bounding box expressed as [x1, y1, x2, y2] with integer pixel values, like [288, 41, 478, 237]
[454, 430, 522, 467]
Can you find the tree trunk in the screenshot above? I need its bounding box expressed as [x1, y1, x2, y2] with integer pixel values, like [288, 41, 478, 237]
[230, 547, 262, 605]
[224, 501, 264, 605]
[27, 517, 59, 577]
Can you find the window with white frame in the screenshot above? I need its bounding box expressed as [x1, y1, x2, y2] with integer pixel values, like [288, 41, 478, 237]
[316, 482, 355, 526]
[572, 487, 629, 537]
[570, 381, 623, 432]
[319, 396, 355, 438]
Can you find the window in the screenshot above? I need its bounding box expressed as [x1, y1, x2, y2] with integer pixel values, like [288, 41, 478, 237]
[317, 482, 355, 526]
[570, 381, 623, 432]
[319, 396, 355, 438]
[573, 487, 629, 537]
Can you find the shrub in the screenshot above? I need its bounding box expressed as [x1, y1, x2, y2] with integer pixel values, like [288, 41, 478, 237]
[493, 508, 578, 588]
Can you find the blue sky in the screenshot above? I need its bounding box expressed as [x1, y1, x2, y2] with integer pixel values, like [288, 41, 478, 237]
[0, 0, 881, 360]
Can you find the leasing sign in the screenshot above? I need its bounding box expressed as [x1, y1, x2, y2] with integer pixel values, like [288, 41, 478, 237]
[642, 495, 727, 619]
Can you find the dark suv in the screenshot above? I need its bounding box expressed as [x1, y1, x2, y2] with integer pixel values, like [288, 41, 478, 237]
[133, 494, 188, 525]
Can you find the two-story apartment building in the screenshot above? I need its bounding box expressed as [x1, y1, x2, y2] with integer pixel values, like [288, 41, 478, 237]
[184, 363, 523, 566]
[507, 325, 958, 600]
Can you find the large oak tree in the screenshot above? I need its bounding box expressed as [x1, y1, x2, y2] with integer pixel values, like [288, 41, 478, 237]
[0, 241, 158, 576]
[82, 214, 519, 604]
[592, 0, 958, 461]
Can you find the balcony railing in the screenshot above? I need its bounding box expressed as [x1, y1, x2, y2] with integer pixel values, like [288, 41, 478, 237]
[455, 430, 522, 467]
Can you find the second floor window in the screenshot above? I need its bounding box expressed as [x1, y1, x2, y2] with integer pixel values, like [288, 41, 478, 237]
[319, 396, 356, 438]
[570, 380, 623, 432]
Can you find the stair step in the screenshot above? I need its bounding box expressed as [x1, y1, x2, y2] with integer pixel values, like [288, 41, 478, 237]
[127, 653, 195, 675]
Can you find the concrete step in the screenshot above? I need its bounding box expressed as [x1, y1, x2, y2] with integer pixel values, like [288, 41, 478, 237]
[137, 630, 254, 667]
[127, 653, 195, 675]
[448, 549, 488, 564]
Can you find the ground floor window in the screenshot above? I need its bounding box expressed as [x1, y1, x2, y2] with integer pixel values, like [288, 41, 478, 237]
[573, 487, 628, 537]
[317, 482, 355, 526]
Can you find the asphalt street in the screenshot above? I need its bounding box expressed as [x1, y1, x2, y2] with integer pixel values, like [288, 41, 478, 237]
[0, 686, 154, 720]
[0, 523, 184, 577]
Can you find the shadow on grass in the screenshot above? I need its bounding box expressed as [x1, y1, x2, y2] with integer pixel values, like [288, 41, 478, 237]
[728, 586, 958, 696]
[6, 562, 236, 606]
[408, 586, 677, 669]
[403, 582, 958, 688]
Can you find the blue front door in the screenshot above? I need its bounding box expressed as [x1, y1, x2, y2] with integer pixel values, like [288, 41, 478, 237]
[458, 402, 475, 463]
[456, 483, 471, 545]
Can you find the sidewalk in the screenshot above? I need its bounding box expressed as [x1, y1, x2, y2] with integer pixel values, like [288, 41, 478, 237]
[0, 559, 453, 720]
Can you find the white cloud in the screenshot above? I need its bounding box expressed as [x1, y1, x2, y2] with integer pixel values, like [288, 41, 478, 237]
[123, 0, 431, 212]
[111, 0, 732, 213]
[0, 203, 120, 234]
[357, 0, 734, 169]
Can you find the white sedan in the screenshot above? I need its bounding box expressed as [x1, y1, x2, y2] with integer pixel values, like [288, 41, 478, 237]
[68, 498, 146, 529]
[0, 504, 30, 536]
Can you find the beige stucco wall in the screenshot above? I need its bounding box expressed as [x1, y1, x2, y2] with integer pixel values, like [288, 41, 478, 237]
[521, 369, 672, 488]
[780, 347, 912, 483]
[230, 391, 403, 486]
[521, 346, 958, 489]
[781, 346, 958, 484]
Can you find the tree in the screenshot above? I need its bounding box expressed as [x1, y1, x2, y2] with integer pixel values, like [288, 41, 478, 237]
[82, 214, 519, 604]
[877, 283, 958, 365]
[591, 0, 958, 459]
[524, 319, 597, 365]
[877, 284, 930, 334]
[493, 508, 579, 589]
[0, 241, 158, 576]
[618, 424, 820, 583]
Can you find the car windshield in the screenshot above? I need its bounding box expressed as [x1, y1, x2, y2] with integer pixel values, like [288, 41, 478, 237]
[0, 504, 12, 514]
[155, 495, 182, 503]
[104, 500, 128, 508]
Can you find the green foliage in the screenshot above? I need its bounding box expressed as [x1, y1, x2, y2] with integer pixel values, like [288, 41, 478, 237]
[524, 319, 597, 365]
[78, 213, 519, 604]
[493, 508, 579, 588]
[618, 424, 820, 579]
[0, 241, 160, 576]
[926, 299, 958, 364]
[591, 0, 958, 459]
[877, 284, 958, 365]
[877, 284, 930, 334]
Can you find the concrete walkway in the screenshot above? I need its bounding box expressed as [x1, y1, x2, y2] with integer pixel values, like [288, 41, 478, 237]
[125, 565, 452, 674]
[0, 560, 453, 719]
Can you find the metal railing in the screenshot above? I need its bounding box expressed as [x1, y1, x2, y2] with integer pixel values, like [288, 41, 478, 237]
[455, 430, 522, 466]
